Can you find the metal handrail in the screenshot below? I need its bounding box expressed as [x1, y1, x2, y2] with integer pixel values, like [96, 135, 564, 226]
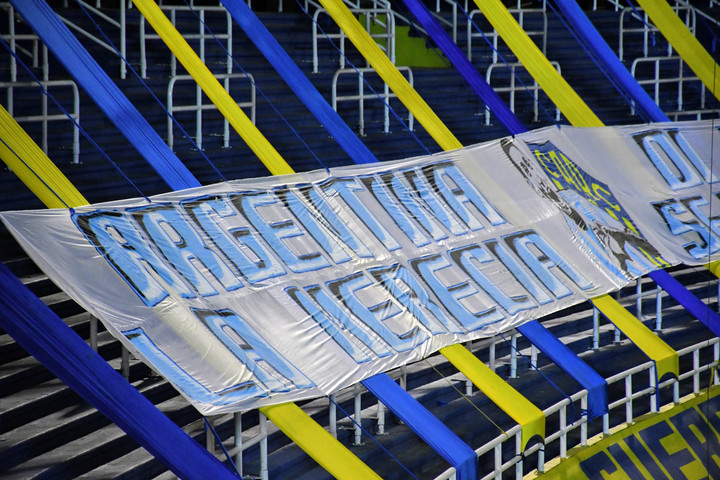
[167, 73, 255, 151]
[619, 5, 696, 61]
[312, 7, 395, 73]
[1, 80, 80, 164]
[630, 55, 710, 117]
[140, 5, 233, 79]
[331, 66, 414, 135]
[484, 61, 561, 126]
[467, 8, 547, 64]
[58, 0, 127, 79]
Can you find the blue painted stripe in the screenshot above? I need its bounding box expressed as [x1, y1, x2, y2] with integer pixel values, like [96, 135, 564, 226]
[362, 373, 477, 479]
[517, 319, 608, 419]
[399, 0, 527, 135]
[0, 263, 235, 479]
[220, 0, 379, 164]
[552, 0, 670, 123]
[11, 0, 201, 190]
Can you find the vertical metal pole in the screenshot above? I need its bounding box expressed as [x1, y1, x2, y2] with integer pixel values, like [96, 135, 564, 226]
[560, 405, 567, 458]
[655, 289, 662, 331]
[650, 368, 657, 413]
[693, 350, 700, 394]
[515, 432, 523, 478]
[510, 334, 518, 378]
[636, 279, 642, 319]
[530, 344, 537, 369]
[205, 416, 215, 452]
[603, 413, 609, 435]
[120, 0, 126, 79]
[494, 444, 502, 480]
[90, 316, 98, 352]
[377, 401, 385, 435]
[354, 387, 362, 445]
[329, 394, 337, 438]
[121, 346, 130, 380]
[581, 396, 588, 446]
[593, 307, 600, 350]
[625, 375, 633, 424]
[260, 413, 268, 480]
[234, 412, 243, 477]
[489, 338, 496, 371]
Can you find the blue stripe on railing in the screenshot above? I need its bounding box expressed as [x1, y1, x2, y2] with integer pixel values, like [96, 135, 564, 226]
[517, 319, 608, 419]
[11, 0, 200, 190]
[0, 263, 235, 479]
[220, 0, 379, 164]
[362, 373, 477, 480]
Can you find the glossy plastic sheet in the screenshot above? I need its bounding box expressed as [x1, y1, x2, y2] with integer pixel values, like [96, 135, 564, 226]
[3, 120, 717, 414]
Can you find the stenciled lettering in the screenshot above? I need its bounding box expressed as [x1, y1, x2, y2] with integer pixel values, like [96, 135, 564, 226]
[182, 195, 286, 285]
[73, 210, 194, 306]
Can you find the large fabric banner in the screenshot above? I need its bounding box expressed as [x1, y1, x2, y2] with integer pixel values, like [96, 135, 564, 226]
[2, 120, 718, 414]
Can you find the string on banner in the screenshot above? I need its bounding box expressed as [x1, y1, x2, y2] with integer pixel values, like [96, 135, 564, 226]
[0, 36, 151, 203]
[203, 417, 242, 478]
[328, 394, 419, 479]
[178, 0, 327, 173]
[73, 0, 228, 183]
[456, 0, 561, 126]
[295, 0, 433, 156]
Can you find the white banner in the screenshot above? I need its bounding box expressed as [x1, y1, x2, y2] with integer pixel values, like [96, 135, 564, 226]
[2, 120, 718, 414]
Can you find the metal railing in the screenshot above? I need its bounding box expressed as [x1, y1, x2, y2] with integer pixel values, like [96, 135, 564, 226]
[630, 55, 718, 120]
[139, 5, 233, 78]
[1, 80, 81, 164]
[484, 61, 561, 126]
[61, 0, 127, 78]
[331, 66, 414, 135]
[467, 8, 547, 64]
[435, 336, 720, 480]
[619, 5, 696, 61]
[312, 7, 395, 73]
[167, 72, 255, 151]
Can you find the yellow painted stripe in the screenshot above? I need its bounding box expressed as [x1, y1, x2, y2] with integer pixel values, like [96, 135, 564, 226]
[317, 0, 463, 151]
[592, 294, 678, 380]
[317, 0, 547, 446]
[132, 0, 294, 176]
[469, 0, 682, 381]
[0, 105, 88, 208]
[472, 0, 603, 128]
[260, 403, 382, 479]
[441, 344, 544, 450]
[636, 0, 720, 102]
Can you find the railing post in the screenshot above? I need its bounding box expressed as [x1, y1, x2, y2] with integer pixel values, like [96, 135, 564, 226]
[515, 431, 523, 478]
[234, 412, 243, 476]
[560, 404, 567, 458]
[636, 278, 642, 319]
[693, 349, 700, 394]
[121, 345, 130, 380]
[593, 306, 600, 350]
[625, 375, 633, 424]
[581, 396, 588, 446]
[377, 400, 385, 435]
[329, 394, 337, 438]
[510, 333, 518, 379]
[260, 412, 268, 480]
[354, 384, 363, 445]
[205, 416, 215, 452]
[489, 337, 496, 371]
[655, 288, 662, 331]
[494, 443, 502, 480]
